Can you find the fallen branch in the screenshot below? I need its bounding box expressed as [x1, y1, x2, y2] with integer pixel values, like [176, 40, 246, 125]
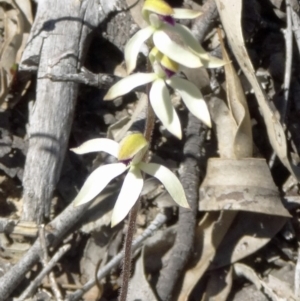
[40, 67, 119, 89]
[0, 200, 91, 300]
[156, 114, 207, 301]
[191, 0, 218, 42]
[16, 244, 71, 301]
[39, 225, 63, 301]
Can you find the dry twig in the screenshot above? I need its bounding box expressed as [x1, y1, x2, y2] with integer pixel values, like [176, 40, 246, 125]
[0, 201, 91, 300]
[39, 225, 63, 301]
[16, 244, 71, 301]
[191, 0, 218, 42]
[66, 212, 167, 301]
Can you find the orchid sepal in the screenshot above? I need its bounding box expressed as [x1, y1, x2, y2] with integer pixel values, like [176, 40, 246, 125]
[139, 162, 189, 208]
[71, 138, 119, 158]
[167, 77, 212, 127]
[150, 78, 182, 139]
[103, 73, 157, 100]
[124, 26, 155, 74]
[172, 8, 202, 19]
[153, 30, 203, 68]
[111, 165, 144, 227]
[73, 163, 127, 206]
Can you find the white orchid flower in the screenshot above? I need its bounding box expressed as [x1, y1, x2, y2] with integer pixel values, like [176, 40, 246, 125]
[104, 48, 211, 139]
[72, 133, 189, 227]
[125, 0, 224, 74]
[125, 0, 202, 73]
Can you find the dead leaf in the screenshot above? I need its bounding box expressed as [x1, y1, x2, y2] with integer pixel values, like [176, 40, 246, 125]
[0, 0, 32, 104]
[107, 93, 147, 142]
[201, 266, 233, 301]
[181, 66, 211, 95]
[208, 96, 239, 158]
[234, 263, 262, 290]
[80, 184, 120, 233]
[126, 0, 147, 28]
[179, 210, 288, 301]
[267, 274, 296, 300]
[215, 0, 300, 181]
[234, 263, 297, 301]
[199, 158, 291, 217]
[178, 211, 237, 301]
[127, 249, 158, 300]
[209, 212, 288, 270]
[219, 33, 253, 158]
[14, 0, 33, 27]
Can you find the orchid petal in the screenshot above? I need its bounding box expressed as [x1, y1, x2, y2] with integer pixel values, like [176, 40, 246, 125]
[172, 8, 202, 19]
[125, 26, 155, 74]
[103, 73, 157, 100]
[167, 77, 211, 127]
[71, 138, 119, 158]
[150, 78, 182, 139]
[201, 55, 226, 68]
[153, 30, 202, 68]
[163, 23, 209, 60]
[139, 162, 189, 208]
[73, 163, 127, 206]
[111, 166, 143, 227]
[170, 24, 225, 67]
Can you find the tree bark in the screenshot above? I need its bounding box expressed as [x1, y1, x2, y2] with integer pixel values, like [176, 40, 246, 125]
[20, 0, 101, 223]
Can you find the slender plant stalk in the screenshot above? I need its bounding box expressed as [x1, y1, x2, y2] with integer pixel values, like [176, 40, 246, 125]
[144, 101, 155, 146]
[118, 60, 156, 300]
[119, 201, 140, 301]
[143, 60, 156, 145]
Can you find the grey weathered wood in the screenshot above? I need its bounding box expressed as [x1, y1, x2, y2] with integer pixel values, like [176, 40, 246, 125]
[20, 0, 103, 223]
[0, 197, 92, 300]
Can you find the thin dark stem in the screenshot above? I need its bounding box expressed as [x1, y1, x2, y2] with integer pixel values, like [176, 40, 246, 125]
[144, 58, 156, 145]
[119, 45, 155, 301]
[66, 213, 167, 301]
[119, 201, 139, 301]
[144, 102, 155, 145]
[119, 65, 156, 300]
